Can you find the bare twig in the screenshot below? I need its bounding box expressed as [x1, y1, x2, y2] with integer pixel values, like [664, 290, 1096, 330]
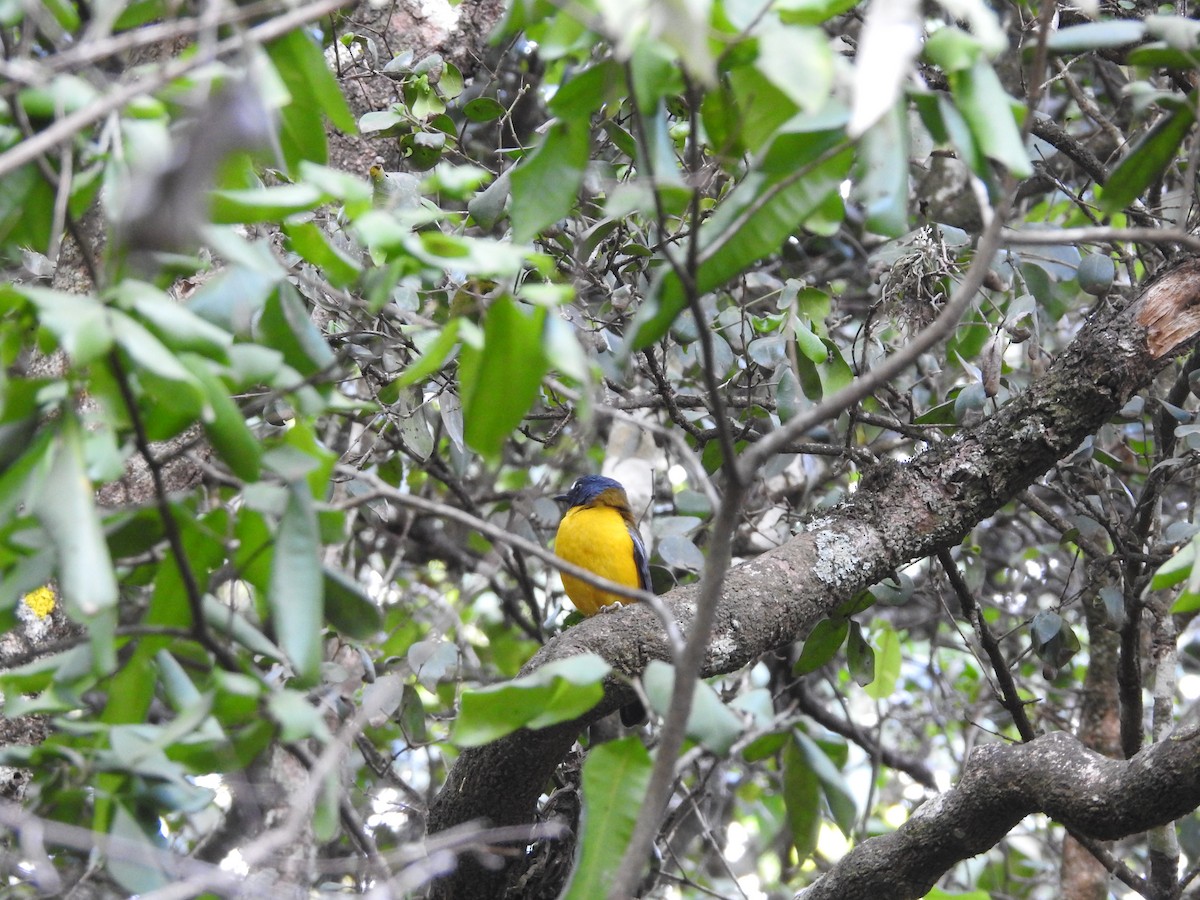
[107, 351, 241, 672]
[936, 548, 1036, 742]
[0, 801, 262, 895]
[1003, 227, 1200, 252]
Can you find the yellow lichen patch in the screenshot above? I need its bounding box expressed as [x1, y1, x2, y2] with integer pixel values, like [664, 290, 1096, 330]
[22, 586, 56, 619]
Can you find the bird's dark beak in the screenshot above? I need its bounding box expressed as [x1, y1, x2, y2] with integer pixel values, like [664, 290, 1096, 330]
[554, 492, 569, 503]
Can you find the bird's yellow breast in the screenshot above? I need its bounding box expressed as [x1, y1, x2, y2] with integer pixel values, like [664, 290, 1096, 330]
[554, 504, 641, 616]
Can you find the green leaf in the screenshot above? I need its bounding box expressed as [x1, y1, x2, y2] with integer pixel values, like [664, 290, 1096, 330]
[776, 366, 802, 421]
[12, 285, 113, 364]
[1173, 587, 1200, 614]
[109, 310, 200, 385]
[178, 354, 262, 482]
[1046, 19, 1147, 52]
[561, 736, 653, 900]
[283, 221, 361, 288]
[392, 319, 462, 390]
[947, 59, 1032, 178]
[1154, 533, 1197, 590]
[657, 534, 706, 571]
[634, 147, 853, 347]
[1029, 611, 1080, 669]
[854, 101, 909, 236]
[548, 61, 619, 119]
[641, 660, 744, 755]
[924, 25, 984, 72]
[107, 804, 170, 893]
[266, 30, 357, 170]
[468, 168, 512, 229]
[924, 889, 990, 900]
[257, 284, 335, 376]
[202, 595, 285, 661]
[1100, 104, 1196, 214]
[268, 483, 324, 683]
[755, 23, 834, 114]
[462, 297, 549, 457]
[701, 68, 795, 157]
[101, 654, 156, 727]
[0, 166, 54, 257]
[862, 620, 901, 700]
[792, 730, 857, 835]
[35, 417, 119, 621]
[0, 644, 87, 699]
[1146, 14, 1200, 49]
[268, 687, 331, 742]
[1031, 610, 1063, 652]
[314, 771, 340, 842]
[187, 264, 281, 334]
[794, 316, 828, 364]
[409, 638, 458, 688]
[359, 108, 405, 134]
[846, 621, 875, 687]
[117, 281, 232, 358]
[782, 733, 821, 858]
[1127, 42, 1200, 68]
[776, 0, 859, 25]
[847, 0, 922, 136]
[462, 97, 506, 122]
[323, 566, 383, 640]
[794, 617, 848, 674]
[817, 343, 854, 397]
[629, 43, 683, 115]
[509, 118, 590, 242]
[279, 418, 338, 501]
[744, 733, 793, 772]
[298, 162, 374, 211]
[36, 0, 79, 31]
[452, 654, 611, 746]
[210, 184, 328, 224]
[18, 74, 96, 119]
[155, 650, 203, 712]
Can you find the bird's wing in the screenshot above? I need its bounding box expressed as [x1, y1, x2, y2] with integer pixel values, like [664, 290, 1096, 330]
[629, 525, 652, 592]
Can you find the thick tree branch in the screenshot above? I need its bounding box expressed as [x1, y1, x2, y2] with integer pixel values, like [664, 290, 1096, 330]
[796, 727, 1200, 900]
[426, 259, 1200, 899]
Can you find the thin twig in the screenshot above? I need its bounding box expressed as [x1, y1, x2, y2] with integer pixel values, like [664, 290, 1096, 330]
[0, 800, 262, 895]
[794, 680, 937, 789]
[107, 350, 241, 672]
[937, 547, 1037, 742]
[1003, 226, 1200, 252]
[0, 0, 295, 88]
[1066, 828, 1153, 897]
[679, 76, 740, 489]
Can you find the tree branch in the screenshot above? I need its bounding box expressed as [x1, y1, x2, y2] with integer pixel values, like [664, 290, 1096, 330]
[796, 727, 1200, 900]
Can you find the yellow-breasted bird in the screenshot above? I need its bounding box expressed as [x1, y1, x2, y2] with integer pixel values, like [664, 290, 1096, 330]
[554, 474, 650, 725]
[555, 475, 650, 614]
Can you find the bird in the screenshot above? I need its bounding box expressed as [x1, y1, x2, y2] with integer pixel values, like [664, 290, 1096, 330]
[554, 475, 651, 615]
[554, 474, 651, 725]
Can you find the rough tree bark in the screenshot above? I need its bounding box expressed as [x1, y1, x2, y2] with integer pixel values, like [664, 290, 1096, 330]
[426, 258, 1200, 899]
[795, 722, 1200, 900]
